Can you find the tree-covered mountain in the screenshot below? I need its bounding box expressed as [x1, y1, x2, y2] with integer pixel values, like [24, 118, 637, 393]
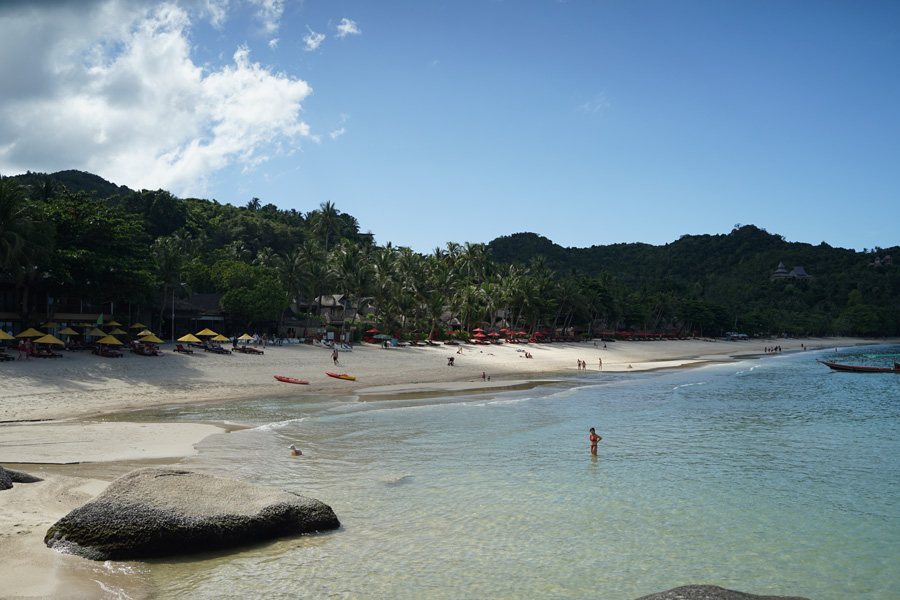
[488, 227, 899, 336]
[2, 170, 898, 338]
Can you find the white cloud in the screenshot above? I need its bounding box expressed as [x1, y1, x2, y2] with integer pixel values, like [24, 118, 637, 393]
[578, 93, 611, 114]
[304, 26, 325, 51]
[247, 0, 284, 34]
[329, 127, 345, 140]
[335, 17, 360, 38]
[0, 1, 313, 197]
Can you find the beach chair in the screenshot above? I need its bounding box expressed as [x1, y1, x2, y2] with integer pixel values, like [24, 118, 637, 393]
[237, 346, 264, 355]
[174, 344, 194, 354]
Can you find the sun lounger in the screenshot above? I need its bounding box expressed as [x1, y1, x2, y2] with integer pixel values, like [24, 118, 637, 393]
[205, 345, 232, 354]
[236, 346, 264, 354]
[93, 347, 123, 358]
[0, 352, 14, 361]
[174, 344, 194, 354]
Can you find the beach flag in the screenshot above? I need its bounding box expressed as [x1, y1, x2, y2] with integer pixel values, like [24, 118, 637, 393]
[97, 313, 103, 326]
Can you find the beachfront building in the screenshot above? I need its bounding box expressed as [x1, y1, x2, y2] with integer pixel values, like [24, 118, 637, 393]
[770, 262, 811, 281]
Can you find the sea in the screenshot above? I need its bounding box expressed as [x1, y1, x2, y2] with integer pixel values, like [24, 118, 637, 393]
[83, 344, 899, 600]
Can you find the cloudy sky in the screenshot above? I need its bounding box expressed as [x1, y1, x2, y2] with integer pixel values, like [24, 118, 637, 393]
[1, 0, 898, 253]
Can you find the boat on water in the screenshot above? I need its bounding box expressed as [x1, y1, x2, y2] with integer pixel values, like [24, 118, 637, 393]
[274, 375, 309, 384]
[326, 372, 356, 381]
[818, 360, 900, 373]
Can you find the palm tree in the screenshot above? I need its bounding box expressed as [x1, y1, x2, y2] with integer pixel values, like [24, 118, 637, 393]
[0, 176, 34, 280]
[151, 236, 187, 334]
[246, 197, 261, 212]
[274, 247, 307, 330]
[226, 240, 252, 262]
[253, 247, 277, 268]
[310, 201, 343, 260]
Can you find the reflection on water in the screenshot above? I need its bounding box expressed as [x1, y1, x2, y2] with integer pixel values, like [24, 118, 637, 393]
[96, 347, 900, 599]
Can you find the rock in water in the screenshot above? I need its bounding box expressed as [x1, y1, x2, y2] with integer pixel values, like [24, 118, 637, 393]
[44, 467, 340, 560]
[634, 585, 810, 600]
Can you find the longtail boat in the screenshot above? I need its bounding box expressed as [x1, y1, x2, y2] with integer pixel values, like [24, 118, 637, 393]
[818, 360, 900, 373]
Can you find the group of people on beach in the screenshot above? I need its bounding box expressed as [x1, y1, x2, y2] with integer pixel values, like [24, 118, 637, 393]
[576, 358, 601, 370]
[764, 346, 783, 353]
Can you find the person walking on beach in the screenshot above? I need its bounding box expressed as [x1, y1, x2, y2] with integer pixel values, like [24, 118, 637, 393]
[332, 348, 339, 365]
[589, 427, 602, 455]
[598, 357, 602, 371]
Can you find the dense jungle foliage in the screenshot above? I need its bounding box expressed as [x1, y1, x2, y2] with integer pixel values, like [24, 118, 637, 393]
[2, 170, 898, 338]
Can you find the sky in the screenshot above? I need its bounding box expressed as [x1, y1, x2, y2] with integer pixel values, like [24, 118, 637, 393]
[1, 0, 898, 254]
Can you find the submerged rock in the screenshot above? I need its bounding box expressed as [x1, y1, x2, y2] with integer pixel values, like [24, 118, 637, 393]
[634, 585, 810, 600]
[44, 467, 340, 560]
[0, 465, 43, 490]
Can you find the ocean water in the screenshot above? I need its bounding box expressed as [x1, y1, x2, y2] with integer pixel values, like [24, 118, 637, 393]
[93, 346, 900, 600]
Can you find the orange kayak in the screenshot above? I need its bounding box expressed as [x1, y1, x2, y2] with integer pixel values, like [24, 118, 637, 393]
[326, 372, 356, 381]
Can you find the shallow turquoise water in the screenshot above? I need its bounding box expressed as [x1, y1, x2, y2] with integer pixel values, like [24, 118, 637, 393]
[103, 346, 900, 599]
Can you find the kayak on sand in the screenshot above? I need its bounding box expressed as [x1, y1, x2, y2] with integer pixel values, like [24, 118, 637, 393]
[274, 375, 309, 384]
[326, 372, 356, 381]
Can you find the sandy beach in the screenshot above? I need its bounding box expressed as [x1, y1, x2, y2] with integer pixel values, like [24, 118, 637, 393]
[0, 335, 890, 598]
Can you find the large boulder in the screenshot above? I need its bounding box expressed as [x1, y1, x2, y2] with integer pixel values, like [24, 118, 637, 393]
[634, 585, 810, 600]
[0, 465, 43, 490]
[44, 467, 340, 560]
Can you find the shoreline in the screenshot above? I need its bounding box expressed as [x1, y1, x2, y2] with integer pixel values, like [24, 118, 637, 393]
[0, 336, 891, 453]
[0, 336, 895, 598]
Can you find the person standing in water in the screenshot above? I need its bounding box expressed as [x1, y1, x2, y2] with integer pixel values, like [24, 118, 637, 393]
[589, 428, 602, 455]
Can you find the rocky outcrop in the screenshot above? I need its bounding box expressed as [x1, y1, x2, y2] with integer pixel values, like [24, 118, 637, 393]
[44, 467, 340, 560]
[634, 585, 810, 600]
[0, 465, 43, 490]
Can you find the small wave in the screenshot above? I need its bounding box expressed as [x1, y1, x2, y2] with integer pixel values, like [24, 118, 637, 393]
[253, 417, 306, 431]
[673, 381, 708, 390]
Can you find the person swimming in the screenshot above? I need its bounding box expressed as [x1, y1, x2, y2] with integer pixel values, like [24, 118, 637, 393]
[289, 444, 303, 456]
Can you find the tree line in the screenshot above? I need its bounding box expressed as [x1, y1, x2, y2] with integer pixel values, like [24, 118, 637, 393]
[2, 171, 898, 339]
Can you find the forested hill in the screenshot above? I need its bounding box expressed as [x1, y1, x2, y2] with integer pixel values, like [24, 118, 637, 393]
[14, 169, 134, 201]
[488, 227, 873, 288]
[3, 169, 899, 335]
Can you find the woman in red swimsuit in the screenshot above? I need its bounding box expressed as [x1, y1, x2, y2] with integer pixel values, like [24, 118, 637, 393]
[589, 428, 602, 455]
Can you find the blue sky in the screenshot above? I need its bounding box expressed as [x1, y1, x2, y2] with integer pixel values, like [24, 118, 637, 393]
[1, 1, 898, 254]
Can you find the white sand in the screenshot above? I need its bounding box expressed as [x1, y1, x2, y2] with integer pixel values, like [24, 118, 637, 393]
[0, 335, 889, 598]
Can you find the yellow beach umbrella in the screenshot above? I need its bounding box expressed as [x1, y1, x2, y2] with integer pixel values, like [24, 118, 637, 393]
[0, 330, 14, 340]
[196, 328, 219, 337]
[130, 322, 147, 329]
[16, 328, 43, 338]
[34, 334, 65, 345]
[106, 320, 122, 327]
[212, 334, 229, 342]
[178, 333, 201, 343]
[138, 334, 164, 344]
[41, 321, 60, 329]
[108, 328, 127, 335]
[136, 329, 153, 337]
[96, 335, 122, 345]
[85, 327, 106, 337]
[58, 327, 80, 335]
[238, 333, 254, 341]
